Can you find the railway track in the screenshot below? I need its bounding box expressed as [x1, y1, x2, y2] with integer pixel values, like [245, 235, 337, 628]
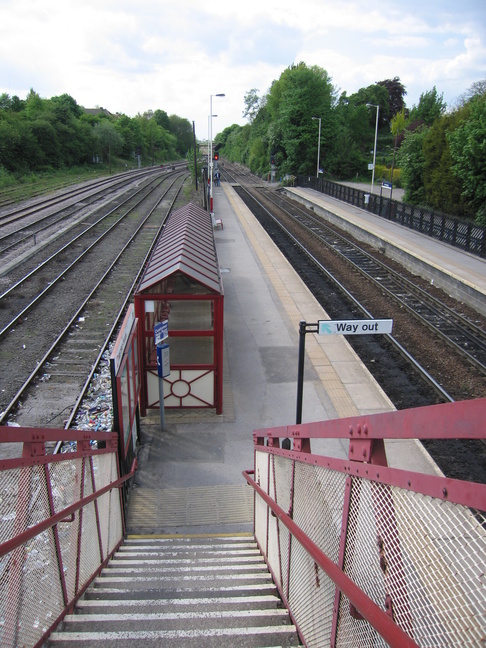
[220, 162, 486, 482]
[0, 170, 190, 428]
[263, 187, 486, 375]
[220, 163, 486, 405]
[0, 166, 170, 259]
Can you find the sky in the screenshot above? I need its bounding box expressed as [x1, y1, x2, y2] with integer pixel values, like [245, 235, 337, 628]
[1, 0, 485, 140]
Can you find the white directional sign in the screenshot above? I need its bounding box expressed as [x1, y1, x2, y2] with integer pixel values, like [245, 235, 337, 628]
[154, 320, 169, 345]
[318, 319, 393, 335]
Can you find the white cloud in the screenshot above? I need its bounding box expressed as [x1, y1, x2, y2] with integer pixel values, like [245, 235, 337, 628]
[0, 0, 484, 138]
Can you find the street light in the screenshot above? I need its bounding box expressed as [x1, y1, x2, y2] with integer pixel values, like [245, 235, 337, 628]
[209, 93, 225, 213]
[311, 117, 321, 179]
[366, 103, 379, 195]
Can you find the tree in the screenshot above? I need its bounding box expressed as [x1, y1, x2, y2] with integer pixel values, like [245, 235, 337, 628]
[93, 120, 124, 162]
[396, 127, 428, 204]
[410, 87, 446, 126]
[448, 94, 486, 223]
[377, 77, 406, 123]
[243, 88, 262, 124]
[153, 109, 170, 131]
[50, 94, 84, 122]
[168, 115, 193, 155]
[389, 108, 409, 184]
[422, 112, 471, 217]
[345, 84, 390, 127]
[24, 89, 45, 117]
[114, 114, 140, 158]
[456, 79, 486, 107]
[265, 62, 336, 175]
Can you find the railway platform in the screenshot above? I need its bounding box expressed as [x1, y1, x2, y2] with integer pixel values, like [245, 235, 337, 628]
[2, 179, 485, 647]
[126, 181, 442, 536]
[284, 185, 486, 317]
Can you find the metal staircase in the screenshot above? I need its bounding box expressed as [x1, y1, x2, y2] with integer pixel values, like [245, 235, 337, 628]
[47, 535, 301, 647]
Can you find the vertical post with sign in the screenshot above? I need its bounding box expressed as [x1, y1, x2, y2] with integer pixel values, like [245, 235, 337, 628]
[296, 318, 393, 424]
[154, 320, 170, 430]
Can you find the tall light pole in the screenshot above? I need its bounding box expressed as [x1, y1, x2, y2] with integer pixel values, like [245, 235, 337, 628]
[366, 103, 379, 195]
[209, 93, 225, 213]
[311, 117, 321, 179]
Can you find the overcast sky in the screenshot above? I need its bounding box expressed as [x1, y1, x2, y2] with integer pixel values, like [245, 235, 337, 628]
[1, 0, 485, 139]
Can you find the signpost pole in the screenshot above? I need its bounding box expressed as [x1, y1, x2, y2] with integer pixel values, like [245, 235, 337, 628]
[158, 364, 165, 430]
[296, 318, 393, 424]
[296, 321, 307, 424]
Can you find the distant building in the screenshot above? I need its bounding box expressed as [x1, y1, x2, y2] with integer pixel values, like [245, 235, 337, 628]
[83, 107, 116, 118]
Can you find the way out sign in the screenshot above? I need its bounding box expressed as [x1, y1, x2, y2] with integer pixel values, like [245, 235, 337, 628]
[318, 319, 393, 335]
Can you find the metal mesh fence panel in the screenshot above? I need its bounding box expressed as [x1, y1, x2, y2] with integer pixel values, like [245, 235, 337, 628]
[253, 449, 486, 647]
[0, 450, 124, 648]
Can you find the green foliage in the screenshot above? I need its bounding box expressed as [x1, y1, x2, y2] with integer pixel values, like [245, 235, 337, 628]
[0, 89, 195, 177]
[375, 164, 402, 187]
[265, 62, 337, 176]
[243, 89, 261, 124]
[168, 115, 193, 155]
[409, 87, 446, 126]
[423, 112, 472, 217]
[396, 127, 428, 204]
[447, 94, 486, 222]
[345, 84, 390, 127]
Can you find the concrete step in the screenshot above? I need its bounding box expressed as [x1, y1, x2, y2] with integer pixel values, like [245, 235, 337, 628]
[47, 534, 302, 647]
[47, 627, 300, 647]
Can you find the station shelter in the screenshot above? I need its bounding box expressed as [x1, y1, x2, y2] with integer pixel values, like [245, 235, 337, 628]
[134, 202, 224, 416]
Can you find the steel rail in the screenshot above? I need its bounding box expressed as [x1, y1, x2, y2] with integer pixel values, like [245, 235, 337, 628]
[0, 174, 188, 426]
[0, 166, 164, 227]
[61, 176, 186, 432]
[266, 190, 486, 375]
[224, 173, 454, 403]
[0, 173, 177, 338]
[0, 167, 183, 254]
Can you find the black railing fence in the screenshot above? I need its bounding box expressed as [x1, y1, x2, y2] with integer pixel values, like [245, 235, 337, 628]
[297, 176, 486, 259]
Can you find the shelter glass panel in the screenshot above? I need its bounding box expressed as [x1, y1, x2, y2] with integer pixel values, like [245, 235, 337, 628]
[170, 336, 214, 364]
[169, 300, 213, 331]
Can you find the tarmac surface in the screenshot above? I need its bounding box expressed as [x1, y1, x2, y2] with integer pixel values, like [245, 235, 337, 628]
[126, 181, 443, 536]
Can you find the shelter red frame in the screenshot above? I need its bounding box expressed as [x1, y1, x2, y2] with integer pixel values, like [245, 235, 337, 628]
[110, 305, 140, 459]
[134, 202, 224, 415]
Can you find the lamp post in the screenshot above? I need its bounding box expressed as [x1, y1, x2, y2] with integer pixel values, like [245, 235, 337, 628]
[311, 117, 321, 179]
[366, 103, 379, 195]
[209, 93, 225, 213]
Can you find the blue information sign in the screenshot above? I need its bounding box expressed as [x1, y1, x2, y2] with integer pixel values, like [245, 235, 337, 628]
[154, 320, 169, 345]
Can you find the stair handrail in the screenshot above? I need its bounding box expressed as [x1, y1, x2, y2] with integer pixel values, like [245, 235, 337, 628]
[243, 398, 486, 647]
[0, 425, 136, 648]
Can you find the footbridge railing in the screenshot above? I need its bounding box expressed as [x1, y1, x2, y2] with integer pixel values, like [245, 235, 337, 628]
[0, 427, 136, 648]
[243, 398, 486, 647]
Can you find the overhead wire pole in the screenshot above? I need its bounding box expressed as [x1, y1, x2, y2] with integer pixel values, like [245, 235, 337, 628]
[209, 93, 225, 214]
